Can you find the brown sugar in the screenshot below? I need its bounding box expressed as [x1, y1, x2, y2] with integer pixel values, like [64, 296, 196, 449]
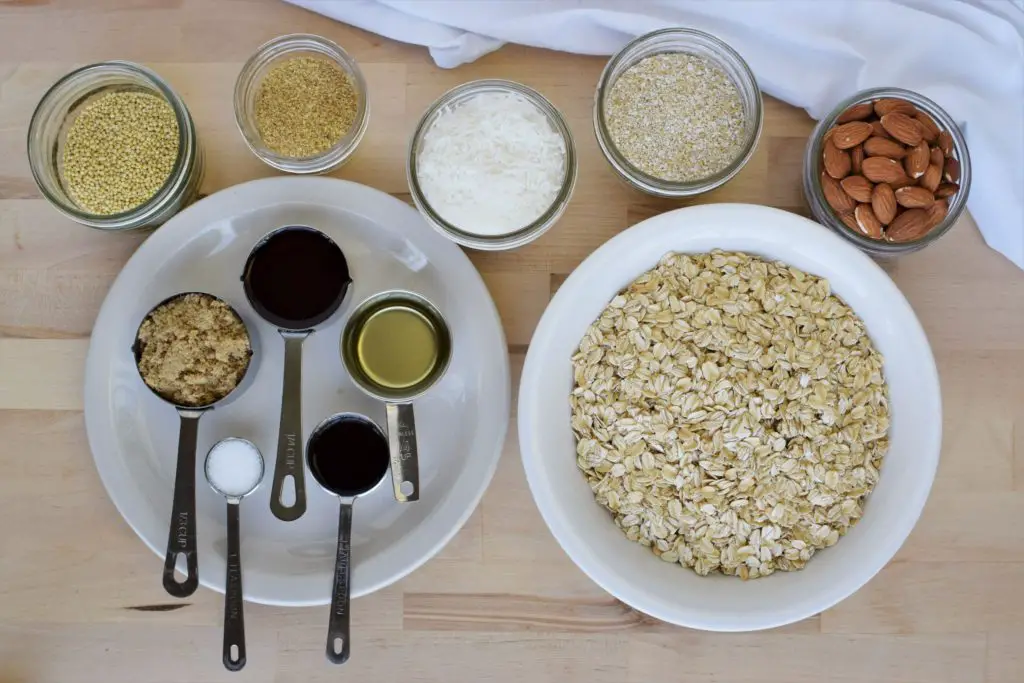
[136, 293, 252, 407]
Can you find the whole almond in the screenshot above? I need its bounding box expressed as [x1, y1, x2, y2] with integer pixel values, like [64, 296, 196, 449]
[863, 136, 907, 159]
[871, 183, 898, 225]
[821, 171, 857, 213]
[862, 156, 908, 184]
[921, 163, 942, 192]
[887, 208, 931, 242]
[831, 121, 873, 149]
[895, 185, 935, 209]
[938, 130, 954, 156]
[823, 138, 851, 179]
[930, 146, 944, 167]
[881, 112, 924, 146]
[851, 144, 865, 175]
[890, 175, 917, 190]
[854, 203, 884, 239]
[915, 111, 940, 143]
[840, 175, 874, 203]
[871, 120, 891, 139]
[904, 140, 930, 179]
[925, 198, 949, 229]
[837, 101, 875, 123]
[944, 157, 961, 183]
[935, 182, 959, 198]
[874, 98, 917, 117]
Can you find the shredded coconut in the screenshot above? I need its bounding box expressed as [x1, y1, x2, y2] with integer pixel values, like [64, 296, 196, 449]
[416, 91, 566, 237]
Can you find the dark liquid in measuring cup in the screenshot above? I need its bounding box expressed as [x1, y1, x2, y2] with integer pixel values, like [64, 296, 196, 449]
[308, 416, 390, 497]
[243, 227, 351, 329]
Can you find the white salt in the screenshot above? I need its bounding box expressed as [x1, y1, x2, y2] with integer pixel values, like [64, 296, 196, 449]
[206, 438, 264, 498]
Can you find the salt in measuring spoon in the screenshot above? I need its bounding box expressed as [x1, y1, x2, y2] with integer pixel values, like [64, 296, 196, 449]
[242, 225, 351, 522]
[306, 413, 390, 664]
[204, 438, 265, 672]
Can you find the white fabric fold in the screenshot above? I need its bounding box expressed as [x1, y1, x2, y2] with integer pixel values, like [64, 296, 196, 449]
[288, 0, 1024, 269]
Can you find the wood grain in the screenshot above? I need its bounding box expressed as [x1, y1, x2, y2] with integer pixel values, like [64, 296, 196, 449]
[1, 3, 1023, 682]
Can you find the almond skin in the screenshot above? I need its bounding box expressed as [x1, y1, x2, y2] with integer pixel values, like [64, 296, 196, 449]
[871, 183, 897, 225]
[944, 157, 961, 183]
[837, 210, 860, 233]
[887, 208, 931, 242]
[930, 146, 945, 167]
[851, 144, 865, 175]
[874, 98, 917, 117]
[862, 156, 908, 184]
[823, 138, 851, 179]
[881, 112, 924, 146]
[938, 130, 954, 156]
[836, 101, 875, 123]
[854, 203, 884, 239]
[904, 140, 930, 179]
[915, 111, 940, 143]
[863, 136, 907, 159]
[871, 120, 891, 139]
[840, 175, 874, 203]
[935, 182, 959, 199]
[925, 199, 949, 229]
[821, 171, 857, 213]
[831, 121, 873, 149]
[895, 185, 935, 209]
[921, 163, 942, 192]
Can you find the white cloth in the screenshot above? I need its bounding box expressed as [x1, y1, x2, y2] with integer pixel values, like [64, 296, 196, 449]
[288, 0, 1024, 269]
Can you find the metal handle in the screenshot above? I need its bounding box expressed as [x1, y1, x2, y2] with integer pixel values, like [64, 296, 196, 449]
[326, 501, 354, 664]
[163, 410, 202, 597]
[385, 403, 419, 502]
[222, 502, 246, 671]
[270, 331, 309, 521]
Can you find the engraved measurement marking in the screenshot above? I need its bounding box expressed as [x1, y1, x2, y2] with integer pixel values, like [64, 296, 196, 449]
[227, 556, 242, 620]
[284, 433, 297, 468]
[175, 511, 189, 548]
[333, 536, 350, 617]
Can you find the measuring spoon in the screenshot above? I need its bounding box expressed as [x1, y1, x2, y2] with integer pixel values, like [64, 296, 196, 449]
[306, 413, 390, 664]
[242, 226, 351, 522]
[132, 293, 254, 599]
[204, 438, 264, 671]
[340, 290, 452, 503]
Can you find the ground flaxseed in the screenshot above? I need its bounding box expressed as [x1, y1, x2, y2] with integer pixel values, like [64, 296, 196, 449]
[136, 294, 252, 407]
[254, 56, 357, 158]
[62, 90, 179, 215]
[605, 53, 746, 182]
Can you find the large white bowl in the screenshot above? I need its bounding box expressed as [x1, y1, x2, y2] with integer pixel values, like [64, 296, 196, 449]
[518, 204, 941, 631]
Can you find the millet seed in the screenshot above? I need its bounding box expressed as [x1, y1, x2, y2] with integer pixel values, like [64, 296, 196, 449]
[62, 90, 179, 215]
[605, 53, 746, 182]
[254, 56, 357, 158]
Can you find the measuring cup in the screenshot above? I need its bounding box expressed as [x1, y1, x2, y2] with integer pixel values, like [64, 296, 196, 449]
[242, 225, 351, 522]
[132, 292, 254, 598]
[306, 413, 390, 665]
[340, 290, 452, 503]
[204, 438, 264, 672]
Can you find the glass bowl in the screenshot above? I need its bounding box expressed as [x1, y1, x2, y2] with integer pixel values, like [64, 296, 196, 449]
[26, 61, 203, 231]
[234, 34, 370, 174]
[593, 28, 763, 197]
[803, 87, 971, 256]
[407, 79, 578, 251]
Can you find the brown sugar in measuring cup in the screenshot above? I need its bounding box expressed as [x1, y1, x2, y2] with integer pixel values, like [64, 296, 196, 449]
[132, 292, 254, 598]
[242, 225, 351, 522]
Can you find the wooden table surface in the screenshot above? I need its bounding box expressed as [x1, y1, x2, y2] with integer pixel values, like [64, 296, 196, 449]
[2, 2, 1024, 682]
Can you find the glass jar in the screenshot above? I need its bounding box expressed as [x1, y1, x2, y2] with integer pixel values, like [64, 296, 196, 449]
[234, 34, 370, 174]
[803, 87, 971, 256]
[593, 28, 763, 197]
[407, 79, 578, 251]
[27, 61, 204, 231]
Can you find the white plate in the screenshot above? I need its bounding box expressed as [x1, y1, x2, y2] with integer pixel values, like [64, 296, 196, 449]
[518, 204, 941, 631]
[85, 177, 510, 606]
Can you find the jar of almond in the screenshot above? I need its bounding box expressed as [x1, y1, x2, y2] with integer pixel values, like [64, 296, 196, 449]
[803, 88, 970, 255]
